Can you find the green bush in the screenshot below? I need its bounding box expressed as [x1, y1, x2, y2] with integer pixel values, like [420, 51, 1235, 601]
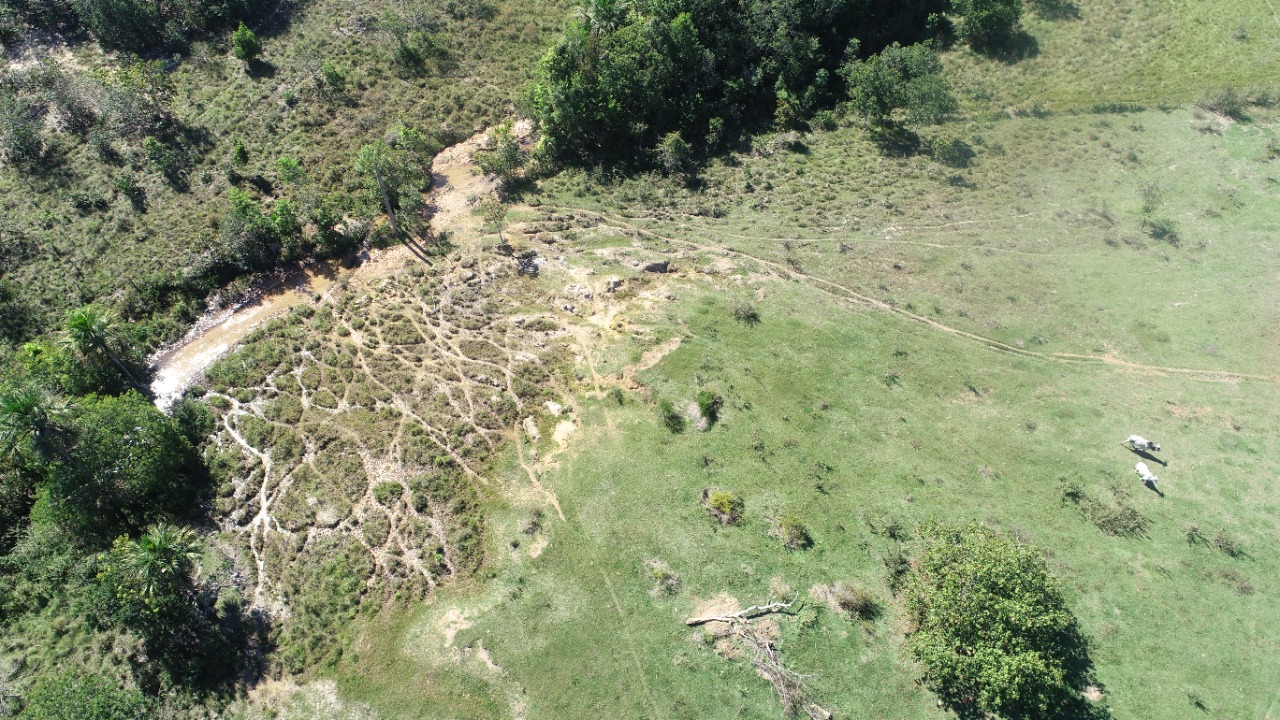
[659, 399, 685, 433]
[775, 511, 812, 549]
[905, 521, 1089, 718]
[231, 22, 262, 63]
[373, 481, 403, 506]
[704, 489, 743, 525]
[695, 388, 723, 426]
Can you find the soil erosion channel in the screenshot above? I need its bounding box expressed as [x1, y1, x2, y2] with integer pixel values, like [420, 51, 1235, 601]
[149, 126, 514, 409]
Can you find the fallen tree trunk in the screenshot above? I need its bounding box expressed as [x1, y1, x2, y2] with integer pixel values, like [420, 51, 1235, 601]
[686, 599, 797, 626]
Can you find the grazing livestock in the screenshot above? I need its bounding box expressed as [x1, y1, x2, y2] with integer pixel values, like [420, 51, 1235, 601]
[1135, 462, 1159, 485]
[1125, 435, 1161, 452]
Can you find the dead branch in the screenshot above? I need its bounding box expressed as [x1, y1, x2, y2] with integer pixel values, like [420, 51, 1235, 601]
[733, 622, 831, 719]
[686, 599, 797, 626]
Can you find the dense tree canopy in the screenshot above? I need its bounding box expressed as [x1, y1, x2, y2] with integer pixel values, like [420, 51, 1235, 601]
[531, 0, 1024, 165]
[46, 391, 195, 542]
[905, 522, 1090, 718]
[530, 0, 952, 164]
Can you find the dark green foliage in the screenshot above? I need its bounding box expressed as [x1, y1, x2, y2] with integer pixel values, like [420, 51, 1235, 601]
[4, 0, 269, 51]
[531, 0, 947, 165]
[952, 0, 1024, 50]
[17, 673, 149, 720]
[842, 42, 955, 126]
[659, 399, 685, 433]
[475, 123, 524, 184]
[231, 22, 261, 63]
[47, 391, 195, 542]
[905, 522, 1092, 718]
[695, 388, 722, 425]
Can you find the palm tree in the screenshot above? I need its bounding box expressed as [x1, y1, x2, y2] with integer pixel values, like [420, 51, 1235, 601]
[121, 523, 200, 599]
[61, 305, 142, 389]
[577, 0, 627, 36]
[0, 385, 69, 461]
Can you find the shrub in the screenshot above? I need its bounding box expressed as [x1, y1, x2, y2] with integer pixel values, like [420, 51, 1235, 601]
[373, 481, 403, 506]
[703, 489, 743, 525]
[695, 389, 723, 426]
[1212, 532, 1243, 558]
[732, 303, 760, 325]
[659, 399, 685, 433]
[830, 581, 879, 619]
[644, 558, 681, 596]
[232, 22, 262, 64]
[1145, 217, 1179, 244]
[905, 521, 1087, 718]
[775, 512, 813, 550]
[1198, 87, 1246, 119]
[953, 0, 1024, 51]
[1183, 523, 1207, 545]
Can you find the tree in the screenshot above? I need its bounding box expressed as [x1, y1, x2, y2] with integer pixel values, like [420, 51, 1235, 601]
[0, 385, 69, 462]
[354, 127, 435, 235]
[480, 198, 509, 246]
[231, 22, 262, 63]
[60, 305, 144, 390]
[476, 123, 523, 185]
[114, 523, 200, 602]
[47, 391, 194, 541]
[953, 0, 1024, 51]
[842, 42, 955, 127]
[905, 521, 1090, 718]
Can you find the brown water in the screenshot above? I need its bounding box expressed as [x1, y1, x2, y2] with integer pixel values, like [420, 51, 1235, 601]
[150, 262, 342, 408]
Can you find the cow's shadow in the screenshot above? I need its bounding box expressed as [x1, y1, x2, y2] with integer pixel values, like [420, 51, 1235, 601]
[1124, 446, 1167, 467]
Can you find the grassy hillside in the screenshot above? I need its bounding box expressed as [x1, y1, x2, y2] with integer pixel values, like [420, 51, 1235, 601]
[3, 0, 1279, 717]
[948, 0, 1280, 108]
[0, 0, 566, 341]
[248, 103, 1280, 719]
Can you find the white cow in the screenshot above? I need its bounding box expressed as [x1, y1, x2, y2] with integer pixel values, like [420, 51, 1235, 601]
[1125, 435, 1162, 452]
[1135, 462, 1159, 486]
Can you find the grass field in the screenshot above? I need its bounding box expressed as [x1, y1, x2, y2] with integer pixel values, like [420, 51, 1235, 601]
[7, 0, 1279, 716]
[948, 0, 1280, 109]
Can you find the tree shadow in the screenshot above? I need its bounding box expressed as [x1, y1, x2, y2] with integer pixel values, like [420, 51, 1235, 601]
[869, 124, 920, 157]
[1030, 0, 1082, 21]
[977, 30, 1041, 63]
[246, 58, 277, 79]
